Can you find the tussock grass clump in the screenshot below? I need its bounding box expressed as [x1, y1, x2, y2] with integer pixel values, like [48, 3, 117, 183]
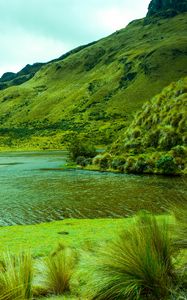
[82, 213, 177, 300]
[43, 244, 77, 295]
[0, 252, 33, 300]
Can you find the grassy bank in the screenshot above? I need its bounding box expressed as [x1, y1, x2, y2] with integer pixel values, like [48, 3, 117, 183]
[0, 218, 129, 258]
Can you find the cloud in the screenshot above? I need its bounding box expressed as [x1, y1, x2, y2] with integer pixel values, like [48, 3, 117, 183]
[0, 29, 71, 75]
[95, 7, 133, 31]
[0, 0, 150, 76]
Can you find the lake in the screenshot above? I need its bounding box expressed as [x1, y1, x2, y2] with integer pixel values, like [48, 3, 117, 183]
[0, 151, 186, 226]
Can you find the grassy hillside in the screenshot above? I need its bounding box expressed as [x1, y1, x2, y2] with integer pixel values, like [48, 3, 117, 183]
[0, 42, 96, 91]
[0, 63, 45, 90]
[0, 13, 187, 149]
[93, 77, 187, 175]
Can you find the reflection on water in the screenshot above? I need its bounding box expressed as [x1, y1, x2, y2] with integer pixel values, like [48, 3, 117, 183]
[0, 151, 186, 226]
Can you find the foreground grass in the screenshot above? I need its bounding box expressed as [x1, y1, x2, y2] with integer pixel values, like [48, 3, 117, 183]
[0, 215, 186, 299]
[0, 252, 33, 299]
[0, 218, 132, 300]
[81, 214, 179, 300]
[0, 219, 130, 258]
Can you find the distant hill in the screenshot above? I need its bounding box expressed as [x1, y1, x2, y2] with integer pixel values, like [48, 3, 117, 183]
[0, 6, 186, 150]
[94, 77, 187, 175]
[0, 42, 96, 91]
[0, 63, 44, 90]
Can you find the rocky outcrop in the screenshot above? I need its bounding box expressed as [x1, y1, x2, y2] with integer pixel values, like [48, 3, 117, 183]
[147, 0, 187, 17]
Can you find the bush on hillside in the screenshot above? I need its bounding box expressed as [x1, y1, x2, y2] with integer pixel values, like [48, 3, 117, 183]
[132, 156, 147, 173]
[76, 156, 92, 167]
[170, 145, 186, 158]
[123, 157, 136, 173]
[111, 156, 126, 172]
[159, 127, 181, 150]
[106, 78, 187, 175]
[156, 155, 178, 174]
[144, 128, 160, 148]
[95, 154, 112, 170]
[67, 137, 96, 164]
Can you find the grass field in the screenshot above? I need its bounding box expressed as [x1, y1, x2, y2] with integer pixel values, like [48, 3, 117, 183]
[0, 215, 186, 299]
[0, 218, 129, 258]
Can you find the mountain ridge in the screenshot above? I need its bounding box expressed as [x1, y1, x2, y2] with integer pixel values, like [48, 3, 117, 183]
[0, 41, 97, 90]
[147, 0, 187, 17]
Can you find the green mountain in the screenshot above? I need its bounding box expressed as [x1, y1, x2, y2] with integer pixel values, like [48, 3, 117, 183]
[94, 77, 187, 175]
[0, 42, 96, 91]
[0, 63, 45, 90]
[147, 0, 187, 17]
[0, 6, 187, 150]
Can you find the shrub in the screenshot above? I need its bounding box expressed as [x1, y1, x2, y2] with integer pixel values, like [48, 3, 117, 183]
[67, 138, 96, 162]
[143, 157, 156, 174]
[178, 118, 186, 133]
[82, 213, 176, 300]
[111, 156, 126, 172]
[124, 157, 136, 173]
[76, 156, 92, 167]
[124, 138, 142, 154]
[159, 128, 181, 150]
[156, 155, 178, 174]
[92, 154, 103, 165]
[144, 129, 160, 148]
[133, 157, 147, 173]
[0, 252, 33, 300]
[43, 245, 76, 295]
[170, 145, 186, 158]
[131, 127, 141, 139]
[97, 154, 112, 170]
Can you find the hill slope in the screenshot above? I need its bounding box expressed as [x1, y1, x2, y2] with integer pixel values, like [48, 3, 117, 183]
[94, 77, 187, 175]
[0, 42, 96, 91]
[0, 13, 187, 149]
[147, 0, 187, 17]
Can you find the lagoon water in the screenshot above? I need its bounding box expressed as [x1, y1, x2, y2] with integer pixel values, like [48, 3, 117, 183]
[0, 151, 186, 226]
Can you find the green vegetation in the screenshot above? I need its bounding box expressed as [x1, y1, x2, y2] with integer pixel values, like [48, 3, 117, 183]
[0, 2, 186, 298]
[0, 63, 44, 90]
[0, 13, 187, 149]
[67, 135, 96, 166]
[172, 201, 187, 250]
[42, 245, 77, 295]
[0, 212, 186, 300]
[81, 213, 184, 300]
[0, 42, 96, 91]
[0, 219, 126, 258]
[0, 252, 33, 299]
[93, 77, 187, 175]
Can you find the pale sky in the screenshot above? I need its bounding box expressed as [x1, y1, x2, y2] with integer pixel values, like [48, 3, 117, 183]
[0, 0, 150, 77]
